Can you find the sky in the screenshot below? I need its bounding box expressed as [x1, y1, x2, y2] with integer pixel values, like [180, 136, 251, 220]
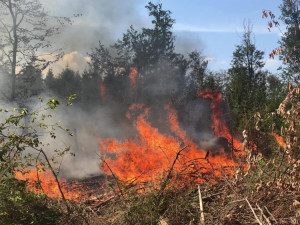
[162, 0, 283, 72]
[42, 0, 284, 74]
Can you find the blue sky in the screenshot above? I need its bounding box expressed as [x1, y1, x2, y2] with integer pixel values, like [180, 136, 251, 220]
[44, 0, 284, 74]
[155, 0, 283, 72]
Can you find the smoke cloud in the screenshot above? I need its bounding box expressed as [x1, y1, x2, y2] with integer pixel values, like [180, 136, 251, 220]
[43, 51, 90, 76]
[42, 0, 148, 53]
[174, 32, 206, 55]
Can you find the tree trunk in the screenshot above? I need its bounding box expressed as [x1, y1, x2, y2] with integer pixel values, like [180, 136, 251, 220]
[9, 0, 17, 101]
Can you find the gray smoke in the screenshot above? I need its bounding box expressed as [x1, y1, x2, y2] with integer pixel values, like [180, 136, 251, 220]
[175, 32, 205, 55]
[51, 104, 130, 178]
[0, 68, 11, 104]
[42, 0, 148, 54]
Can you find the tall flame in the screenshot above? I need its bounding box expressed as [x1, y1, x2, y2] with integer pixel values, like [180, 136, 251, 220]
[198, 89, 228, 138]
[99, 90, 247, 184]
[198, 89, 244, 154]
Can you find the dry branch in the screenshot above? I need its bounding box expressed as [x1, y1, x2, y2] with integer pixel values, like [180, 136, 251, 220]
[264, 206, 278, 224]
[245, 198, 262, 225]
[256, 203, 271, 225]
[157, 145, 188, 201]
[198, 185, 205, 225]
[101, 159, 124, 198]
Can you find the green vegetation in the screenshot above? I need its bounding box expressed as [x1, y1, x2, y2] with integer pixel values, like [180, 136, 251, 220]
[0, 179, 61, 225]
[0, 96, 75, 224]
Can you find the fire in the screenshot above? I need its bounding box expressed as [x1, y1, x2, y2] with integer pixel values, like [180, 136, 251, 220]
[272, 133, 285, 148]
[15, 168, 92, 201]
[198, 89, 244, 155]
[99, 90, 247, 184]
[198, 90, 228, 138]
[126, 103, 145, 119]
[15, 88, 248, 199]
[129, 67, 138, 89]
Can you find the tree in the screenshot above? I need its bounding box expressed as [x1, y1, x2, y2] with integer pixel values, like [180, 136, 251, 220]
[44, 69, 56, 91]
[88, 41, 115, 80]
[80, 42, 116, 107]
[278, 0, 300, 80]
[55, 68, 81, 98]
[0, 66, 10, 100]
[0, 0, 71, 100]
[265, 74, 286, 112]
[114, 2, 176, 71]
[226, 25, 267, 129]
[16, 63, 43, 103]
[186, 50, 208, 92]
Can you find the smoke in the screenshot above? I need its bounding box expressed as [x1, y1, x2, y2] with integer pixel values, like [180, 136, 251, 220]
[42, 0, 148, 53]
[51, 104, 131, 178]
[39, 0, 150, 75]
[174, 32, 206, 55]
[39, 0, 208, 76]
[44, 51, 90, 76]
[0, 68, 11, 104]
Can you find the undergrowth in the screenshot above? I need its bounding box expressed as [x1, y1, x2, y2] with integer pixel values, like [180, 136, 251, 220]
[0, 178, 61, 225]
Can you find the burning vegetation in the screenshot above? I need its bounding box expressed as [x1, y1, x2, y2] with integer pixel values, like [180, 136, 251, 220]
[15, 168, 90, 201]
[98, 88, 247, 185]
[1, 1, 300, 225]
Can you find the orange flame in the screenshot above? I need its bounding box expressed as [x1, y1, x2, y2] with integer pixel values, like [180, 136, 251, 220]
[198, 89, 228, 138]
[129, 67, 138, 89]
[126, 103, 145, 119]
[15, 168, 92, 201]
[99, 90, 247, 184]
[198, 89, 244, 154]
[272, 133, 285, 148]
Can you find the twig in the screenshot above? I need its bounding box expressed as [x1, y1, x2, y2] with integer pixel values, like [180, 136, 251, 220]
[102, 159, 124, 198]
[271, 149, 286, 184]
[256, 203, 271, 225]
[198, 185, 205, 225]
[36, 148, 70, 212]
[279, 154, 300, 179]
[56, 153, 65, 177]
[95, 151, 125, 198]
[228, 198, 246, 204]
[202, 192, 223, 200]
[228, 199, 263, 225]
[94, 196, 115, 208]
[264, 206, 277, 224]
[221, 170, 238, 195]
[206, 157, 216, 177]
[245, 198, 262, 225]
[35, 151, 45, 194]
[157, 145, 188, 201]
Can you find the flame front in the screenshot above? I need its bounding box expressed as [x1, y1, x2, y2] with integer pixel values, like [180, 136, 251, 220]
[15, 168, 91, 201]
[99, 89, 247, 184]
[15, 88, 248, 199]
